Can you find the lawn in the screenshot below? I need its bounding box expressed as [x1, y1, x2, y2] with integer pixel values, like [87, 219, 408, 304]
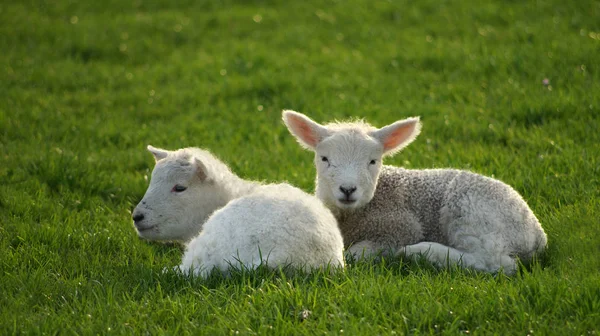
[1, 0, 599, 334]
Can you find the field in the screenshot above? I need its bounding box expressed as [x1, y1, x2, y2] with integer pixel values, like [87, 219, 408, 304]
[1, 0, 599, 334]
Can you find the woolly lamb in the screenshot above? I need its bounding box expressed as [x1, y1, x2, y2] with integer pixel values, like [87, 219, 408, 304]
[132, 145, 344, 277]
[282, 110, 547, 275]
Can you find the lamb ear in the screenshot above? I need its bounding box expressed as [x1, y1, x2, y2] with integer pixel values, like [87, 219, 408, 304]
[147, 145, 170, 162]
[282, 110, 330, 150]
[193, 158, 208, 181]
[370, 117, 422, 156]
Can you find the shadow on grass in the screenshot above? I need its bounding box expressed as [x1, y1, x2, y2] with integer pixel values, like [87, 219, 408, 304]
[106, 242, 551, 304]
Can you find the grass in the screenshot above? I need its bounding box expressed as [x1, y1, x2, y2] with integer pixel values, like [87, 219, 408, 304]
[1, 0, 599, 334]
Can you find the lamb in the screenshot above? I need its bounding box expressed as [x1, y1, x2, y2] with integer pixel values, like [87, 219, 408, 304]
[131, 145, 344, 277]
[282, 110, 548, 275]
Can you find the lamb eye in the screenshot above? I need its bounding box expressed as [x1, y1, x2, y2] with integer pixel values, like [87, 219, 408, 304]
[369, 159, 377, 165]
[172, 185, 187, 192]
[321, 156, 329, 163]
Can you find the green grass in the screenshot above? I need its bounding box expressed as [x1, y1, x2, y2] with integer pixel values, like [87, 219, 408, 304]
[1, 0, 599, 334]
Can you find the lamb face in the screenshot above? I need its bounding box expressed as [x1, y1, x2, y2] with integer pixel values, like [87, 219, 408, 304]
[132, 146, 227, 242]
[283, 110, 421, 212]
[313, 131, 383, 209]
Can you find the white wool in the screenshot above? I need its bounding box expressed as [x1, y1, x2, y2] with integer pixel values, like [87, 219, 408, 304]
[132, 146, 344, 277]
[180, 183, 345, 277]
[283, 110, 547, 275]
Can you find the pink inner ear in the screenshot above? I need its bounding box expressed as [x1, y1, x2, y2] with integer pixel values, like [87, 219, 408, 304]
[290, 115, 318, 147]
[383, 124, 414, 151]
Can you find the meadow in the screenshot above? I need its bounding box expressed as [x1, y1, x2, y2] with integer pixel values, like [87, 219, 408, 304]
[1, 0, 599, 334]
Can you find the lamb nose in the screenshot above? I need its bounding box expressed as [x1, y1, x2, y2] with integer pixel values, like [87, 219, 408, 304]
[132, 213, 145, 222]
[339, 186, 357, 197]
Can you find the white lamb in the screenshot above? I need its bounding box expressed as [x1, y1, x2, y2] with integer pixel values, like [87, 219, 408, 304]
[132, 145, 345, 277]
[282, 110, 548, 275]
